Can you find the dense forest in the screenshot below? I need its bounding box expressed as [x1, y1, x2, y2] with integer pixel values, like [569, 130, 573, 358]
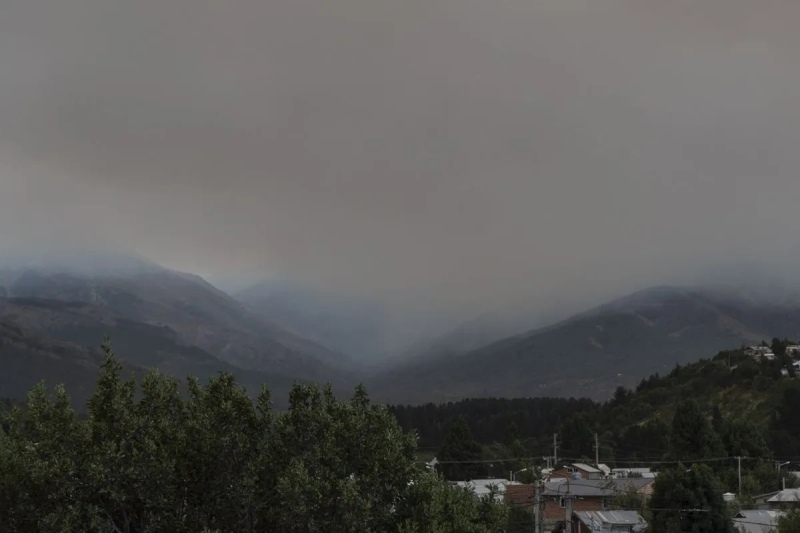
[0, 339, 507, 533]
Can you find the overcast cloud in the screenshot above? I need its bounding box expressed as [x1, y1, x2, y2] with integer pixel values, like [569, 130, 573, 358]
[1, 0, 800, 316]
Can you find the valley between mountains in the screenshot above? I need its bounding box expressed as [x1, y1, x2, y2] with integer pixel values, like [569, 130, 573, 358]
[1, 257, 799, 409]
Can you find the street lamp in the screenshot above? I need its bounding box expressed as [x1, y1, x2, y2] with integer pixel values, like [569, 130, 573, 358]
[777, 461, 791, 472]
[512, 468, 529, 482]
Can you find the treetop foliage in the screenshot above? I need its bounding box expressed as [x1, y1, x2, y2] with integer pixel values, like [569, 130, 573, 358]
[0, 339, 507, 533]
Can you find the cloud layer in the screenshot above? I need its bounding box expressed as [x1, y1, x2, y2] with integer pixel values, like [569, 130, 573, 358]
[2, 0, 800, 315]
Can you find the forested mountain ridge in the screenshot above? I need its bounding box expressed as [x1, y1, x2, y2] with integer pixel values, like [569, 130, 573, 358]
[391, 340, 800, 465]
[0, 320, 144, 407]
[372, 285, 800, 404]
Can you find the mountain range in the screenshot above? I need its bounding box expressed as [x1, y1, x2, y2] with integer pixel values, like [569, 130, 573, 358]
[1, 251, 800, 409]
[0, 257, 357, 408]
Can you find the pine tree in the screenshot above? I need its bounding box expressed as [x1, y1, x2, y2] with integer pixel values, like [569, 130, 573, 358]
[438, 416, 483, 481]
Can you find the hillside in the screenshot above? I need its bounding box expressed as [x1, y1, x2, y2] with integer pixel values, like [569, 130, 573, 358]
[0, 263, 353, 385]
[0, 320, 143, 408]
[390, 343, 800, 462]
[371, 286, 800, 404]
[0, 297, 309, 408]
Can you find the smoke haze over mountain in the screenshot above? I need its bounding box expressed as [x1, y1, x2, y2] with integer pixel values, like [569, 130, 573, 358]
[2, 0, 800, 324]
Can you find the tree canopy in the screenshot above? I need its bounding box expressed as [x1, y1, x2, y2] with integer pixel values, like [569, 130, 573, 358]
[0, 339, 507, 532]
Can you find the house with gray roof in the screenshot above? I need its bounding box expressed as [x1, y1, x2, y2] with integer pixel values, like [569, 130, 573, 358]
[733, 509, 782, 533]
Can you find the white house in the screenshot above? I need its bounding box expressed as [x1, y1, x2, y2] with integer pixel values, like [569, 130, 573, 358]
[745, 346, 776, 360]
[455, 479, 519, 502]
[787, 345, 800, 357]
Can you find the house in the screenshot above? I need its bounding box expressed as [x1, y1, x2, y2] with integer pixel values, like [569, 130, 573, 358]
[551, 463, 606, 480]
[786, 345, 800, 357]
[745, 346, 776, 361]
[455, 479, 518, 502]
[573, 510, 648, 533]
[506, 479, 654, 531]
[541, 479, 653, 523]
[732, 510, 783, 533]
[611, 468, 657, 479]
[754, 488, 800, 510]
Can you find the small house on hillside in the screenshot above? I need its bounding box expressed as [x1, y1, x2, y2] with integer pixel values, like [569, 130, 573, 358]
[745, 346, 776, 361]
[786, 345, 800, 357]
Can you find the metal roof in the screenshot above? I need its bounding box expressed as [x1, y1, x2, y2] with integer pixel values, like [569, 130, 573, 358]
[572, 463, 602, 473]
[543, 478, 653, 498]
[766, 488, 800, 502]
[733, 510, 783, 533]
[574, 510, 648, 532]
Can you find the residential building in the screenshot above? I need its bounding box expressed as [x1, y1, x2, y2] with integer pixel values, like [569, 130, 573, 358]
[454, 479, 518, 502]
[754, 488, 800, 510]
[611, 468, 657, 479]
[573, 510, 648, 533]
[732, 510, 783, 533]
[745, 346, 776, 361]
[786, 345, 800, 357]
[551, 463, 606, 480]
[505, 479, 653, 531]
[542, 479, 653, 523]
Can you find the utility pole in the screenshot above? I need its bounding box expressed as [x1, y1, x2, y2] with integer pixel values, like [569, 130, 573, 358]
[553, 433, 559, 468]
[534, 480, 542, 533]
[564, 477, 572, 533]
[737, 456, 742, 496]
[594, 432, 600, 468]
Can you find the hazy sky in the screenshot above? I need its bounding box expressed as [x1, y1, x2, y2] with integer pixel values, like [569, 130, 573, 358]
[2, 0, 800, 315]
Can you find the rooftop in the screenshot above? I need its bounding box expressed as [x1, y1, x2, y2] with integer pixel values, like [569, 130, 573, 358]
[574, 510, 648, 532]
[733, 510, 783, 533]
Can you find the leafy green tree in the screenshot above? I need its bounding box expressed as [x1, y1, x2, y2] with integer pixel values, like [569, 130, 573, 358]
[505, 421, 520, 446]
[649, 463, 734, 533]
[438, 416, 483, 480]
[720, 418, 771, 458]
[396, 472, 507, 533]
[669, 399, 724, 461]
[778, 508, 800, 533]
[559, 413, 595, 460]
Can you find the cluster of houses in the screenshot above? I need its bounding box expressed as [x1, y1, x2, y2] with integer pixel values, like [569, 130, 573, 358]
[744, 344, 800, 362]
[744, 344, 800, 375]
[444, 461, 800, 533]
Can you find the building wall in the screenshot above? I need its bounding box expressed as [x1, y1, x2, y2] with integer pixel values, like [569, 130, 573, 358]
[551, 467, 603, 480]
[542, 496, 606, 522]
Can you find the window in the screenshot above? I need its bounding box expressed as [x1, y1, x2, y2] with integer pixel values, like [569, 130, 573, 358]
[559, 497, 566, 508]
[601, 498, 609, 509]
